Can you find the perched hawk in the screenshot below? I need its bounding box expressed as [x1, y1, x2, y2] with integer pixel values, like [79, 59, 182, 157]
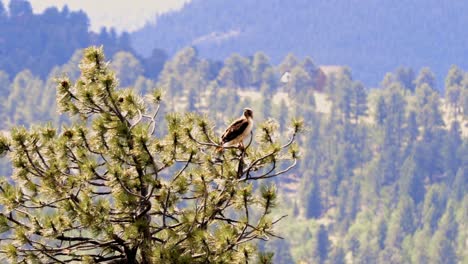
[217, 108, 254, 151]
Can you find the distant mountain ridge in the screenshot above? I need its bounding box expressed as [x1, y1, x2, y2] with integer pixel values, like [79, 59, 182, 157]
[131, 0, 468, 86]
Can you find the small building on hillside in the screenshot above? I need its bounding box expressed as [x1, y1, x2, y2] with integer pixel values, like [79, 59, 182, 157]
[280, 65, 345, 93]
[317, 65, 346, 91]
[280, 71, 291, 84]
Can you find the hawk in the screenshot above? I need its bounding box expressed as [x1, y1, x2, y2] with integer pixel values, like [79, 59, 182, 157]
[217, 108, 253, 152]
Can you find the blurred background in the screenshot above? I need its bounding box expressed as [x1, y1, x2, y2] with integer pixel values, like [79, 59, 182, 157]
[0, 0, 467, 263]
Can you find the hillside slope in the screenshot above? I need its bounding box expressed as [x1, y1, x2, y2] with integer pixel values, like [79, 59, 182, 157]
[131, 0, 468, 86]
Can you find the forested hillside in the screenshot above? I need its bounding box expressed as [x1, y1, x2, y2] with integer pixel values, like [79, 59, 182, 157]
[131, 0, 468, 86]
[0, 0, 167, 79]
[0, 1, 467, 263]
[0, 44, 467, 263]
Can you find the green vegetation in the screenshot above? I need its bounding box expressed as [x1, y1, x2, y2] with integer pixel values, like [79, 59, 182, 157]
[131, 0, 468, 85]
[0, 42, 467, 263]
[0, 0, 167, 80]
[0, 47, 301, 263]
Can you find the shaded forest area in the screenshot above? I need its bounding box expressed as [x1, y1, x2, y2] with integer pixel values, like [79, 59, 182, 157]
[0, 0, 167, 80]
[1, 44, 467, 263]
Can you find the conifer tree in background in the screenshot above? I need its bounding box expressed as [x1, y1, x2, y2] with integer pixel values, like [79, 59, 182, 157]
[0, 46, 302, 263]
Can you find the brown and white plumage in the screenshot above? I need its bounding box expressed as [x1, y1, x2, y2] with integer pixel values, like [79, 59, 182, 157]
[217, 108, 253, 151]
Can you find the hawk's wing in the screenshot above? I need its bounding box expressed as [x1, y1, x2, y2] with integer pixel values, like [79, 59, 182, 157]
[221, 118, 249, 144]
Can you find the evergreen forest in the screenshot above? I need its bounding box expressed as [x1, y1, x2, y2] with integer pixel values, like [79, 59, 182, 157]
[131, 0, 468, 86]
[0, 0, 467, 263]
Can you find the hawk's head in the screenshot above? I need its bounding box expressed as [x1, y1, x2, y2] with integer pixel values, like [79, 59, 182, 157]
[243, 108, 253, 119]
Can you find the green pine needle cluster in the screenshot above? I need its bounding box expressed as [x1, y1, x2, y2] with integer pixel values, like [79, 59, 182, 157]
[0, 46, 300, 263]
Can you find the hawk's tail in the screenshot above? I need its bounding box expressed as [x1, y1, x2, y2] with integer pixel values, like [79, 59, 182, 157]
[215, 146, 224, 153]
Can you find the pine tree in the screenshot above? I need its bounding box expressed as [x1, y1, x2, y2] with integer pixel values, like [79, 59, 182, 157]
[217, 54, 252, 88]
[315, 224, 330, 263]
[350, 81, 367, 123]
[414, 67, 436, 90]
[445, 65, 464, 116]
[394, 66, 415, 92]
[251, 52, 271, 86]
[304, 176, 322, 219]
[385, 196, 415, 248]
[374, 95, 387, 126]
[278, 53, 299, 74]
[399, 156, 425, 204]
[287, 66, 312, 95]
[452, 167, 466, 200]
[326, 244, 345, 264]
[442, 121, 462, 176]
[0, 47, 302, 263]
[429, 225, 458, 264]
[110, 51, 144, 87]
[411, 228, 431, 264]
[260, 68, 278, 94]
[262, 238, 295, 264]
[422, 185, 447, 233]
[405, 111, 418, 144]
